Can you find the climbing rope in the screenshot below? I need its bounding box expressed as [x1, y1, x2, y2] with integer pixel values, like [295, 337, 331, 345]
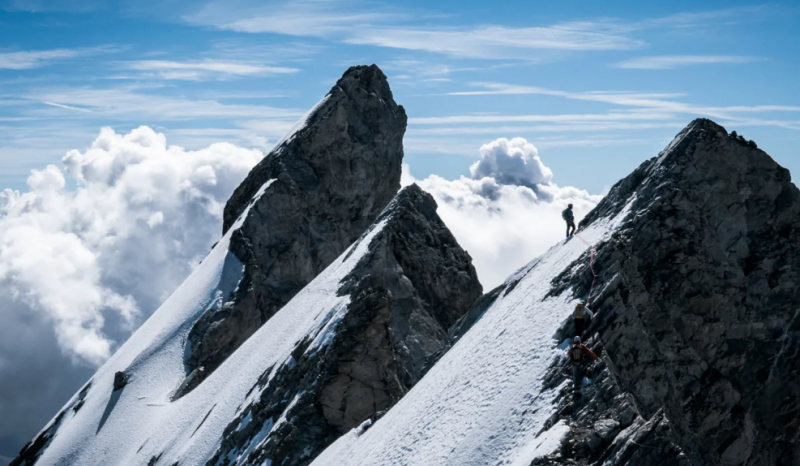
[571, 232, 597, 303]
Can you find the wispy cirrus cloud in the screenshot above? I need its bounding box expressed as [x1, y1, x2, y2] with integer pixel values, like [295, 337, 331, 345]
[185, 0, 396, 36]
[410, 122, 684, 135]
[186, 1, 643, 59]
[444, 82, 800, 129]
[409, 111, 676, 125]
[637, 5, 771, 29]
[28, 85, 302, 120]
[41, 101, 93, 113]
[344, 25, 642, 59]
[184, 3, 774, 60]
[126, 59, 300, 80]
[0, 46, 118, 70]
[616, 55, 763, 69]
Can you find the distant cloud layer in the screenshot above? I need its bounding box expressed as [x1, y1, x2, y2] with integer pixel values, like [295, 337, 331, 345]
[405, 137, 602, 288]
[0, 127, 262, 364]
[1, 130, 597, 365]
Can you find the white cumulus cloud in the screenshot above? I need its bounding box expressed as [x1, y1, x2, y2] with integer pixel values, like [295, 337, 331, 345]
[470, 137, 553, 188]
[0, 126, 262, 365]
[404, 137, 602, 289]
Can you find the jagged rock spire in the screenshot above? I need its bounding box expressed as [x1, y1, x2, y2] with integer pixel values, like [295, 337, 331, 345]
[223, 64, 405, 232]
[183, 64, 407, 394]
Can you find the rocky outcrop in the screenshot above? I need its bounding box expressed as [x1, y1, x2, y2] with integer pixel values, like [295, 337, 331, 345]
[183, 64, 407, 393]
[207, 184, 482, 466]
[537, 119, 800, 465]
[112, 371, 127, 391]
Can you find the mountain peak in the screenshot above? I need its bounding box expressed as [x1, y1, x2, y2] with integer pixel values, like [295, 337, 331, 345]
[180, 65, 407, 395]
[223, 64, 406, 233]
[581, 117, 783, 229]
[334, 64, 394, 101]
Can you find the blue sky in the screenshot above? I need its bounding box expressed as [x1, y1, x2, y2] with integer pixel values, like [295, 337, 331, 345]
[1, 0, 798, 195]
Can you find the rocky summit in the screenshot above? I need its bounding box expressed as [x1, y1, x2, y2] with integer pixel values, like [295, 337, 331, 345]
[184, 64, 407, 393]
[535, 118, 800, 466]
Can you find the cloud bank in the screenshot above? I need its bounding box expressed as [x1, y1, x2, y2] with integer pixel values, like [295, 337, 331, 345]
[0, 126, 262, 365]
[405, 137, 602, 289]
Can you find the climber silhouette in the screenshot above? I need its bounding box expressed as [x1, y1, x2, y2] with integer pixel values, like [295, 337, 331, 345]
[568, 336, 598, 399]
[562, 204, 576, 238]
[573, 302, 594, 337]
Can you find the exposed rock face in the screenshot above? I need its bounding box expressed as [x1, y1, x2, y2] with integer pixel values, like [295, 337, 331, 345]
[184, 64, 407, 393]
[208, 184, 482, 466]
[537, 119, 800, 465]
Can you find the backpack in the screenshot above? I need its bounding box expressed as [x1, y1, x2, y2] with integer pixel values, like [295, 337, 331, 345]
[574, 304, 585, 319]
[570, 344, 583, 362]
[561, 209, 569, 221]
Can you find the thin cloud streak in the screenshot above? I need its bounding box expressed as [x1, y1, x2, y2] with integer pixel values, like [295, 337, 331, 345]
[27, 86, 303, 121]
[187, 1, 643, 58]
[410, 122, 683, 135]
[185, 1, 397, 37]
[0, 46, 118, 70]
[446, 82, 800, 127]
[409, 111, 675, 125]
[617, 55, 762, 69]
[183, 3, 772, 59]
[344, 25, 643, 59]
[126, 59, 300, 80]
[41, 102, 94, 113]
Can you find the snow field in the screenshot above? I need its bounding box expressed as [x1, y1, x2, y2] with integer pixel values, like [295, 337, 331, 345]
[311, 214, 628, 466]
[32, 177, 389, 466]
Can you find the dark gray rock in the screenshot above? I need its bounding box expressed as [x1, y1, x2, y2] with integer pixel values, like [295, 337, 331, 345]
[537, 118, 800, 465]
[112, 371, 127, 391]
[182, 64, 407, 394]
[206, 184, 482, 466]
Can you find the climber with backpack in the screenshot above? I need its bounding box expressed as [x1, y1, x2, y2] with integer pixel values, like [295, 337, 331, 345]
[573, 302, 594, 337]
[568, 335, 598, 398]
[562, 203, 576, 238]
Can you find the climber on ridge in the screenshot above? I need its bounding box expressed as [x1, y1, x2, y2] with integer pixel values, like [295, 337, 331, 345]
[573, 301, 594, 337]
[568, 336, 598, 399]
[562, 203, 576, 238]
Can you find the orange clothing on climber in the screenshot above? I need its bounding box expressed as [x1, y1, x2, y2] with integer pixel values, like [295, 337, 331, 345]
[568, 339, 598, 364]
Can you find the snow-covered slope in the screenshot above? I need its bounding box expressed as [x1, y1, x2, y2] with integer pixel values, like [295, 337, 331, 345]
[19, 178, 375, 466]
[15, 182, 480, 466]
[313, 118, 800, 466]
[312, 202, 632, 466]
